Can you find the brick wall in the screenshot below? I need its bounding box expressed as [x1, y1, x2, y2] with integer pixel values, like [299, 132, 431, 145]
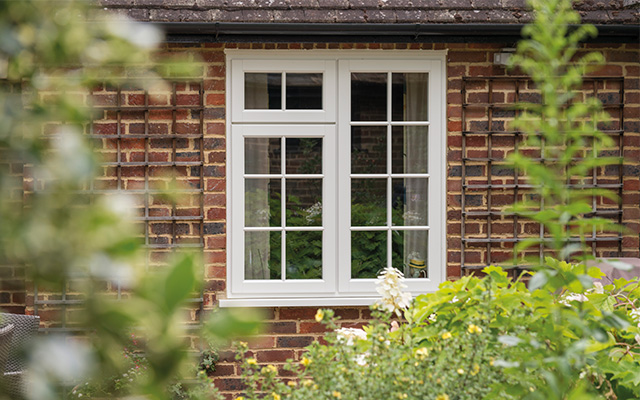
[1, 41, 638, 399]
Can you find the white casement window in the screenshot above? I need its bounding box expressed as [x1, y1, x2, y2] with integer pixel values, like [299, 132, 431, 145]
[223, 51, 446, 307]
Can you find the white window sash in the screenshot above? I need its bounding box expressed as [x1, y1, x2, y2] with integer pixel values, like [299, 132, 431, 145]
[225, 51, 447, 304]
[230, 124, 337, 296]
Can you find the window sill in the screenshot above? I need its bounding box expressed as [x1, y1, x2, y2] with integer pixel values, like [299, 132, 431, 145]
[218, 297, 380, 308]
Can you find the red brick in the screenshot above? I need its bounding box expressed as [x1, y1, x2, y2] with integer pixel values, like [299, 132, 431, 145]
[207, 207, 226, 220]
[206, 93, 226, 106]
[265, 322, 297, 334]
[299, 322, 330, 334]
[448, 51, 486, 63]
[204, 79, 225, 91]
[279, 308, 317, 320]
[207, 252, 226, 264]
[256, 350, 295, 363]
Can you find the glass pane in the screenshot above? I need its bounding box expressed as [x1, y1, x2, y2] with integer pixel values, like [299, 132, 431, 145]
[286, 179, 322, 226]
[351, 73, 387, 121]
[352, 230, 386, 279]
[245, 138, 281, 174]
[245, 73, 282, 110]
[286, 138, 322, 174]
[392, 73, 429, 121]
[286, 231, 322, 279]
[392, 126, 428, 174]
[245, 179, 281, 227]
[393, 230, 428, 279]
[352, 178, 386, 226]
[392, 178, 428, 226]
[245, 231, 281, 280]
[351, 126, 386, 174]
[286, 73, 323, 110]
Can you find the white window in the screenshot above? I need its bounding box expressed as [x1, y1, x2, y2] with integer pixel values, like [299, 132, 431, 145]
[222, 51, 446, 307]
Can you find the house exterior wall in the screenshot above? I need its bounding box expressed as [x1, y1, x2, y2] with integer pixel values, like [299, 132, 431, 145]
[2, 41, 638, 398]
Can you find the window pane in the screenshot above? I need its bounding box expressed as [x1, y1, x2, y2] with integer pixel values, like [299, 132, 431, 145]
[286, 179, 322, 226]
[286, 73, 323, 110]
[286, 138, 322, 174]
[351, 178, 386, 226]
[245, 178, 281, 227]
[393, 230, 428, 279]
[392, 126, 428, 174]
[245, 231, 281, 280]
[352, 230, 386, 279]
[245, 138, 281, 174]
[351, 73, 387, 121]
[286, 231, 322, 279]
[245, 73, 282, 109]
[392, 178, 428, 226]
[351, 126, 386, 174]
[392, 73, 428, 121]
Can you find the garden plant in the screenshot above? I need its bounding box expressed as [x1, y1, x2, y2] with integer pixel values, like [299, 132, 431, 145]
[233, 0, 640, 398]
[0, 1, 259, 399]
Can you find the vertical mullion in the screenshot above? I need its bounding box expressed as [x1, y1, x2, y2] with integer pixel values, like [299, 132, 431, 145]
[386, 72, 392, 269]
[281, 72, 286, 111]
[281, 136, 286, 281]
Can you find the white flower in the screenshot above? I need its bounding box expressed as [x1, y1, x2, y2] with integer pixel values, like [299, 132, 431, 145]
[559, 292, 589, 307]
[375, 267, 412, 316]
[335, 328, 367, 346]
[450, 296, 460, 304]
[592, 282, 604, 294]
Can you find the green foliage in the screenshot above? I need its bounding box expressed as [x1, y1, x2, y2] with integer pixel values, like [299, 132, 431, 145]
[507, 0, 620, 260]
[0, 1, 261, 399]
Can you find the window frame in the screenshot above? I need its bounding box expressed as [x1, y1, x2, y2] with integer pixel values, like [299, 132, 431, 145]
[222, 50, 447, 307]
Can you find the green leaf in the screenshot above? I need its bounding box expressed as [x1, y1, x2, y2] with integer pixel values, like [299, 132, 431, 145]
[529, 271, 549, 291]
[164, 253, 196, 312]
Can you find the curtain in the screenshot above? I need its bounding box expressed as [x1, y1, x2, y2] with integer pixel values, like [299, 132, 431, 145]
[404, 74, 429, 278]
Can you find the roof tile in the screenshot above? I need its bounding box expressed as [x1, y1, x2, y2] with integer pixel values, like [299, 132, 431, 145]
[304, 9, 338, 22]
[101, 0, 637, 24]
[335, 9, 367, 22]
[364, 9, 397, 22]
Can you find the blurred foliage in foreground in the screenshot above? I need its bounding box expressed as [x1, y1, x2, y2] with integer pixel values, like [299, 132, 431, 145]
[0, 1, 260, 399]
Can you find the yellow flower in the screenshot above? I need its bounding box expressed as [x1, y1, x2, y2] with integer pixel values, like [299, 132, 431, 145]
[467, 324, 483, 334]
[332, 391, 342, 398]
[415, 347, 429, 359]
[396, 394, 408, 399]
[262, 364, 278, 375]
[436, 395, 450, 400]
[315, 309, 325, 322]
[471, 363, 480, 376]
[246, 358, 257, 365]
[301, 357, 311, 367]
[441, 332, 452, 340]
[235, 397, 245, 400]
[287, 381, 297, 387]
[272, 393, 281, 400]
[301, 379, 313, 387]
[457, 368, 465, 375]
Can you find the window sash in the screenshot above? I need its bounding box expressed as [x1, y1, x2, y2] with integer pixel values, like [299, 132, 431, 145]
[337, 59, 445, 294]
[230, 124, 337, 296]
[226, 51, 447, 302]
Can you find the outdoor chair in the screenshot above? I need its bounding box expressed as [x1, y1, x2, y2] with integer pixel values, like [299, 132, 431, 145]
[0, 313, 40, 400]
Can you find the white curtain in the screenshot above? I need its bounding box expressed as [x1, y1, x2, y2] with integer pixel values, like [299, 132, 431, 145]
[245, 76, 272, 279]
[403, 74, 429, 277]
